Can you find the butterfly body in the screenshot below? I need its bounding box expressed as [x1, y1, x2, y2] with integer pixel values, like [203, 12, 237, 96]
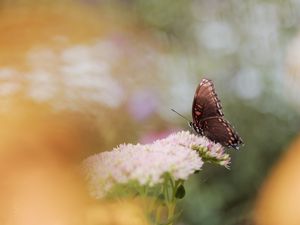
[191, 78, 243, 149]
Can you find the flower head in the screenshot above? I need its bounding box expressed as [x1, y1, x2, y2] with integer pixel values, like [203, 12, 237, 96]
[82, 131, 229, 198]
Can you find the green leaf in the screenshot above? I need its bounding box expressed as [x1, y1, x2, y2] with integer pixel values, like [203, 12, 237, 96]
[175, 184, 185, 199]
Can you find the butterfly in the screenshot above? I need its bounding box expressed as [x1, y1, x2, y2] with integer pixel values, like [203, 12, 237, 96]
[189, 78, 243, 149]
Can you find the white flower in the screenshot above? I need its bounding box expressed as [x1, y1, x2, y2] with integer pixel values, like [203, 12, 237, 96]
[155, 130, 221, 150]
[82, 131, 228, 198]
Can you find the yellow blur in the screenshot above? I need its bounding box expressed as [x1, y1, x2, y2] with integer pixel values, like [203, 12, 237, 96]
[255, 134, 300, 225]
[0, 2, 148, 225]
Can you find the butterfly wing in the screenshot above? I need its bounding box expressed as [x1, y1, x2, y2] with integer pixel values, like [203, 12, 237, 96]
[201, 117, 243, 149]
[191, 78, 243, 149]
[192, 78, 223, 123]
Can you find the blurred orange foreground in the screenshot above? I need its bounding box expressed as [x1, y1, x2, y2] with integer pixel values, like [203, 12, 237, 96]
[255, 134, 300, 225]
[0, 2, 148, 225]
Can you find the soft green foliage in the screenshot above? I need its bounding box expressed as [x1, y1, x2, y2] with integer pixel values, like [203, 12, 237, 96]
[108, 174, 186, 225]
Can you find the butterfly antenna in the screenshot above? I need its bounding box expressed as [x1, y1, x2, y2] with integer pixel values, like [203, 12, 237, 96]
[171, 109, 192, 123]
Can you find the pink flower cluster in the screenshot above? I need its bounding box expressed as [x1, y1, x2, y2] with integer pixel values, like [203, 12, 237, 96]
[82, 131, 229, 198]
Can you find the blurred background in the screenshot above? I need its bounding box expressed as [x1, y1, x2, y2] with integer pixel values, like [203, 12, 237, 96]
[1, 0, 300, 224]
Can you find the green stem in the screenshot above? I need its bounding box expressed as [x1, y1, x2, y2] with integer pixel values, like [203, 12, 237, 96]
[166, 176, 177, 225]
[153, 175, 182, 225]
[167, 202, 176, 225]
[165, 178, 170, 202]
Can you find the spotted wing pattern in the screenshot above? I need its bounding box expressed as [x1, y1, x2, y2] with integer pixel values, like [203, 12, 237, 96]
[192, 78, 243, 149]
[192, 79, 223, 123]
[200, 117, 243, 149]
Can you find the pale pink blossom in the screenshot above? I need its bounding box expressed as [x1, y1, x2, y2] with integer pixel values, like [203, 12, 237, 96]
[82, 131, 229, 198]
